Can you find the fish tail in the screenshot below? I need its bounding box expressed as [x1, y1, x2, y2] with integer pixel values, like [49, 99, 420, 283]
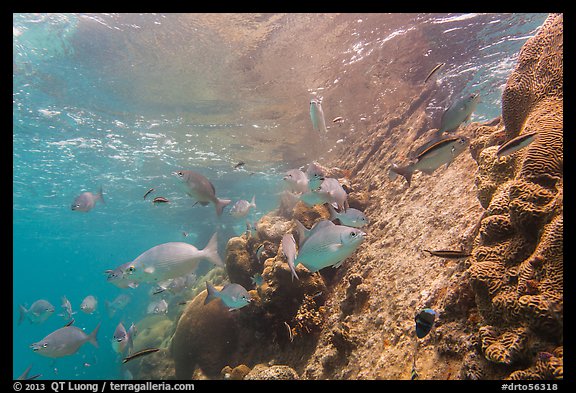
[250, 195, 256, 209]
[294, 220, 309, 248]
[200, 232, 224, 267]
[327, 204, 338, 221]
[215, 198, 232, 217]
[204, 282, 218, 305]
[88, 321, 101, 348]
[18, 305, 27, 325]
[389, 163, 413, 187]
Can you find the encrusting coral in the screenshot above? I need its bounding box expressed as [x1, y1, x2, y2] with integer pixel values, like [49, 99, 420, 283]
[467, 13, 563, 379]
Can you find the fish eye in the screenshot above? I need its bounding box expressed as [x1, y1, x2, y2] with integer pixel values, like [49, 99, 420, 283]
[176, 171, 183, 177]
[127, 266, 135, 274]
[43, 343, 48, 348]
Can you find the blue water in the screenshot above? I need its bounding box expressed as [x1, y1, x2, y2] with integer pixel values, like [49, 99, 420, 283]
[13, 13, 548, 380]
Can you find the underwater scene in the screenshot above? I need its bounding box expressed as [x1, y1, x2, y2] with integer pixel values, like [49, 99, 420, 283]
[13, 13, 563, 380]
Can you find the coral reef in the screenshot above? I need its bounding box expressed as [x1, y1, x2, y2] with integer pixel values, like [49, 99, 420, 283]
[466, 13, 563, 379]
[243, 364, 300, 380]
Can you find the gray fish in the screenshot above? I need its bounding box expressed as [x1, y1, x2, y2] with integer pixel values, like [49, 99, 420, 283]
[147, 299, 169, 315]
[300, 177, 348, 211]
[437, 93, 480, 136]
[327, 204, 369, 228]
[281, 233, 299, 281]
[294, 220, 366, 273]
[59, 296, 76, 321]
[389, 136, 469, 187]
[174, 170, 231, 217]
[112, 322, 136, 355]
[105, 262, 138, 289]
[283, 169, 309, 194]
[18, 299, 55, 325]
[121, 232, 223, 284]
[17, 365, 42, 380]
[496, 132, 537, 158]
[306, 162, 326, 191]
[30, 322, 101, 358]
[424, 62, 445, 83]
[105, 294, 132, 318]
[205, 282, 252, 310]
[230, 195, 256, 218]
[71, 187, 104, 212]
[310, 99, 327, 135]
[80, 295, 97, 314]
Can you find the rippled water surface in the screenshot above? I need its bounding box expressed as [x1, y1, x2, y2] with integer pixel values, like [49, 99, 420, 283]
[13, 13, 547, 379]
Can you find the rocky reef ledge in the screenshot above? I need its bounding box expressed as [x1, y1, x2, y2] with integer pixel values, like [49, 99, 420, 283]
[139, 14, 562, 380]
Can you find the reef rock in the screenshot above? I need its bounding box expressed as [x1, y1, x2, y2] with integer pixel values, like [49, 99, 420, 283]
[467, 13, 563, 379]
[170, 288, 241, 379]
[243, 364, 300, 380]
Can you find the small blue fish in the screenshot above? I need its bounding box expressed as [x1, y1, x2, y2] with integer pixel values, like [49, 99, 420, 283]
[415, 308, 437, 338]
[18, 300, 55, 325]
[437, 93, 480, 136]
[327, 204, 369, 228]
[204, 282, 252, 310]
[251, 273, 264, 287]
[230, 195, 256, 218]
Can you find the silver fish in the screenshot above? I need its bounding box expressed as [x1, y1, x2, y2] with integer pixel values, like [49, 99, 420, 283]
[306, 162, 326, 191]
[112, 322, 136, 355]
[327, 204, 369, 228]
[30, 322, 100, 358]
[281, 233, 299, 281]
[300, 177, 348, 211]
[389, 136, 469, 187]
[105, 294, 132, 318]
[283, 169, 309, 194]
[205, 282, 252, 310]
[59, 296, 76, 321]
[71, 187, 104, 212]
[80, 295, 97, 314]
[122, 232, 223, 284]
[496, 132, 537, 158]
[147, 299, 169, 315]
[437, 93, 480, 136]
[294, 220, 366, 273]
[310, 99, 328, 135]
[424, 62, 445, 83]
[174, 170, 231, 217]
[229, 195, 256, 218]
[18, 299, 55, 325]
[105, 262, 139, 289]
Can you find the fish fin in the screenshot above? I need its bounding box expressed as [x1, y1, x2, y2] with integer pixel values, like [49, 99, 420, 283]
[144, 267, 155, 274]
[294, 220, 310, 248]
[204, 282, 218, 305]
[88, 322, 101, 348]
[333, 260, 345, 268]
[390, 163, 413, 187]
[18, 305, 27, 325]
[200, 232, 224, 267]
[327, 204, 338, 220]
[215, 198, 232, 217]
[250, 195, 256, 208]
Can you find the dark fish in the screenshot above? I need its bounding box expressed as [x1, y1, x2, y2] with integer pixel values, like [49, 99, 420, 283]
[284, 321, 293, 343]
[17, 365, 42, 380]
[424, 62, 445, 83]
[152, 197, 170, 204]
[496, 132, 537, 158]
[234, 161, 245, 169]
[415, 308, 436, 338]
[122, 347, 160, 364]
[423, 249, 471, 259]
[143, 188, 155, 200]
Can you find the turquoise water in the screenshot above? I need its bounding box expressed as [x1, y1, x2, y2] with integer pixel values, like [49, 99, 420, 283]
[13, 13, 548, 380]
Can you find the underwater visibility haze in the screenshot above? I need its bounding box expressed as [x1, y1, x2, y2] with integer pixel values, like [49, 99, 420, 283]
[13, 13, 553, 380]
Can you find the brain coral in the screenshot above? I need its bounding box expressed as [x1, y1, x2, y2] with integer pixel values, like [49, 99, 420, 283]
[467, 13, 563, 379]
